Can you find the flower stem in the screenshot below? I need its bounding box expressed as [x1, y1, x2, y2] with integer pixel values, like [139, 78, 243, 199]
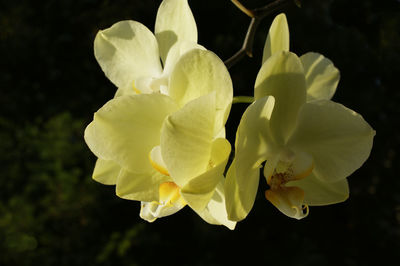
[225, 0, 299, 68]
[233, 96, 254, 104]
[230, 0, 255, 17]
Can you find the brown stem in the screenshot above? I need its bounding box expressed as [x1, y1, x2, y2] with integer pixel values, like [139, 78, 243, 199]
[230, 0, 255, 17]
[225, 0, 298, 68]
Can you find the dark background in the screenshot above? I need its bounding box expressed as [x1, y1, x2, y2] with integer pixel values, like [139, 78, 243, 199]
[1, 0, 399, 265]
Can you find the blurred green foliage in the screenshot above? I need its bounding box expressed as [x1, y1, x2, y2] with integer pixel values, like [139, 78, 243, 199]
[0, 0, 399, 265]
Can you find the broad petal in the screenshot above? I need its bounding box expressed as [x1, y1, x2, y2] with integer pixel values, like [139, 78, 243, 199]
[181, 138, 231, 212]
[289, 172, 349, 206]
[224, 159, 260, 221]
[155, 0, 197, 63]
[92, 158, 120, 185]
[230, 97, 279, 219]
[255, 51, 307, 144]
[196, 181, 236, 230]
[168, 49, 233, 135]
[84, 94, 178, 173]
[161, 93, 216, 188]
[94, 20, 162, 89]
[234, 96, 278, 186]
[116, 168, 171, 202]
[300, 52, 340, 101]
[288, 100, 375, 182]
[262, 13, 290, 63]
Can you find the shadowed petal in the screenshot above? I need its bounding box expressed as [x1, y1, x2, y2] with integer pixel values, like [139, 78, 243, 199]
[300, 52, 340, 101]
[155, 0, 197, 63]
[262, 13, 290, 63]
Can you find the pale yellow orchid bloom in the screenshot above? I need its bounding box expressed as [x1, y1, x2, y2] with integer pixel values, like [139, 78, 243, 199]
[85, 49, 235, 229]
[92, 0, 203, 189]
[262, 13, 340, 102]
[225, 51, 375, 221]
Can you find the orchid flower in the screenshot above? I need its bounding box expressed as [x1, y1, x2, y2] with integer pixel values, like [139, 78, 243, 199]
[85, 49, 235, 229]
[225, 51, 375, 220]
[92, 0, 203, 188]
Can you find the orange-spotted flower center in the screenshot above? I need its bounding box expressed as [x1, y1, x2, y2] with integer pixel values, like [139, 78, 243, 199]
[264, 152, 314, 220]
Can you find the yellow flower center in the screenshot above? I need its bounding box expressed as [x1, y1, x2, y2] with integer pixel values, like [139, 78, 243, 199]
[140, 181, 187, 222]
[159, 182, 185, 206]
[267, 160, 314, 189]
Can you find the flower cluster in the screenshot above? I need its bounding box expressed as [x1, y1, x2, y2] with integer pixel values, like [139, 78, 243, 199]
[85, 1, 375, 229]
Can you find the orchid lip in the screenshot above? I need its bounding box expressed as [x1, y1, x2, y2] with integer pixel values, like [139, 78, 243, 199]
[139, 181, 186, 222]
